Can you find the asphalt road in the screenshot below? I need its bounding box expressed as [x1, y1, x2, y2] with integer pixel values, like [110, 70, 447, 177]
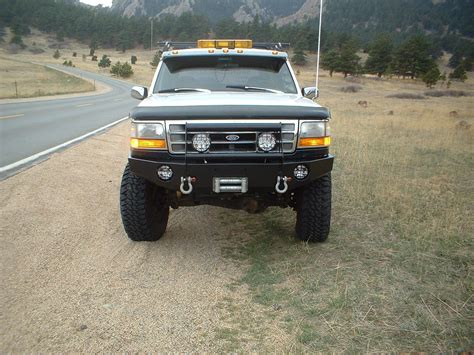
[0, 65, 137, 176]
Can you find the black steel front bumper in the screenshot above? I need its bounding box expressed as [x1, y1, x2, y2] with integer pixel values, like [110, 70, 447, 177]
[129, 151, 334, 193]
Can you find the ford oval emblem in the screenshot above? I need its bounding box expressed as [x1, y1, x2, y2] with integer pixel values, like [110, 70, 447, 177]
[226, 134, 240, 141]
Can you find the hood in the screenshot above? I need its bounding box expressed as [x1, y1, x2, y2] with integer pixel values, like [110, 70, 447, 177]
[131, 92, 330, 121]
[139, 92, 320, 108]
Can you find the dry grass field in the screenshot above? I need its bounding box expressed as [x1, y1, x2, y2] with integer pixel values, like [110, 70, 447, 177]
[1, 32, 473, 352]
[0, 57, 94, 99]
[213, 68, 474, 351]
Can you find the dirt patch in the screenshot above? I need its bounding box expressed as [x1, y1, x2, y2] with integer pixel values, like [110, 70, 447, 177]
[0, 123, 247, 352]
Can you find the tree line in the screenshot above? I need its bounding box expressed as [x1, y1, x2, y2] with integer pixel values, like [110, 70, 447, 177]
[1, 0, 473, 80]
[0, 0, 474, 57]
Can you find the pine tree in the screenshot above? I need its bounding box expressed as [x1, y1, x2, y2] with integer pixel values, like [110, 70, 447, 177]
[365, 34, 393, 77]
[292, 46, 307, 66]
[150, 51, 162, 68]
[338, 44, 361, 77]
[450, 65, 468, 82]
[98, 54, 111, 68]
[422, 64, 441, 88]
[392, 36, 434, 79]
[10, 34, 25, 48]
[462, 58, 473, 72]
[448, 52, 462, 69]
[321, 49, 340, 77]
[117, 31, 133, 52]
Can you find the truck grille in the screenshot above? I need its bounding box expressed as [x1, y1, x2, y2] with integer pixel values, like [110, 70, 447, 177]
[166, 119, 298, 154]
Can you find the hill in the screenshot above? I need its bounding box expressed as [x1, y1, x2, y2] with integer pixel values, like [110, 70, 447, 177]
[111, 0, 474, 39]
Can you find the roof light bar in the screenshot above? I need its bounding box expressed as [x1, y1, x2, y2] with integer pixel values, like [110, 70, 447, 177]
[197, 40, 253, 49]
[158, 40, 290, 51]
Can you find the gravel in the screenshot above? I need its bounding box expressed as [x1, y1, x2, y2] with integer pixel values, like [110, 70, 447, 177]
[0, 122, 241, 352]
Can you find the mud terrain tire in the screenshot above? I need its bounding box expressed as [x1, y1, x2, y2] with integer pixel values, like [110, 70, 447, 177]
[120, 164, 169, 241]
[295, 173, 331, 242]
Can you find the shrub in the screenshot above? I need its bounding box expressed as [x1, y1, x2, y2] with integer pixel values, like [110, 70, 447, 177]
[98, 54, 111, 68]
[91, 55, 98, 61]
[53, 49, 61, 59]
[73, 52, 77, 57]
[150, 51, 162, 67]
[29, 47, 45, 54]
[340, 85, 362, 93]
[424, 90, 471, 97]
[110, 61, 134, 78]
[387, 93, 426, 100]
[131, 55, 137, 64]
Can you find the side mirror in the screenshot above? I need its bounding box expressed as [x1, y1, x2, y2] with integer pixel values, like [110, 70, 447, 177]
[131, 86, 148, 100]
[302, 87, 319, 100]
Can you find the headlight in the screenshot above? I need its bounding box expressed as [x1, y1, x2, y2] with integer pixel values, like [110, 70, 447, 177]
[298, 121, 331, 148]
[130, 122, 167, 150]
[258, 132, 276, 152]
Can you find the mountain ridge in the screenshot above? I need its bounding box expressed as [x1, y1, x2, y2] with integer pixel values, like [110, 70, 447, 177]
[111, 0, 319, 24]
[111, 0, 473, 40]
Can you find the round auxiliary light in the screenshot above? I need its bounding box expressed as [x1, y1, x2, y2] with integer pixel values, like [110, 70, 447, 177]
[294, 165, 309, 180]
[157, 165, 173, 181]
[258, 132, 276, 152]
[192, 133, 211, 152]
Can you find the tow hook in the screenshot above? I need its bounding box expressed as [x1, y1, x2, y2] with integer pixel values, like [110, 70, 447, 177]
[275, 176, 289, 194]
[180, 176, 193, 195]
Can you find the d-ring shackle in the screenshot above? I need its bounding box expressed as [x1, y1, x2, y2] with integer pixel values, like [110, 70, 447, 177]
[180, 177, 193, 195]
[275, 176, 289, 194]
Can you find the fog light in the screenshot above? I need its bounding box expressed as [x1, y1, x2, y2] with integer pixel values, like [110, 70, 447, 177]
[258, 132, 276, 152]
[192, 133, 211, 152]
[157, 165, 173, 181]
[294, 165, 309, 180]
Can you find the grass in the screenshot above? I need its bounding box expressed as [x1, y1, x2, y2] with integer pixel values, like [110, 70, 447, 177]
[216, 68, 474, 352]
[0, 57, 94, 99]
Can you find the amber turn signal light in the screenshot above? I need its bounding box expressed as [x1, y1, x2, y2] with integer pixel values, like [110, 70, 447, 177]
[197, 39, 253, 49]
[298, 137, 331, 147]
[130, 138, 166, 149]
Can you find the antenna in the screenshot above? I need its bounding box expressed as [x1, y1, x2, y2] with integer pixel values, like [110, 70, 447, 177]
[315, 0, 324, 92]
[151, 18, 153, 52]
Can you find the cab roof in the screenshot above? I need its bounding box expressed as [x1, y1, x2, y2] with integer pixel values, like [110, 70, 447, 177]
[161, 48, 288, 59]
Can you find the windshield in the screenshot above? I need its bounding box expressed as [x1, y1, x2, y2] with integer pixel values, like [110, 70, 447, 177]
[153, 55, 298, 94]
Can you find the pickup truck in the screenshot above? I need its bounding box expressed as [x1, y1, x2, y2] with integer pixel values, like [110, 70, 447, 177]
[120, 39, 333, 243]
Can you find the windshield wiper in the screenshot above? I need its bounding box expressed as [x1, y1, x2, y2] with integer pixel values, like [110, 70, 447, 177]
[226, 85, 283, 94]
[158, 88, 211, 93]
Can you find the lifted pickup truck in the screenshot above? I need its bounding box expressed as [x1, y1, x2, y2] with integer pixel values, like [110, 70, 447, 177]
[120, 39, 333, 242]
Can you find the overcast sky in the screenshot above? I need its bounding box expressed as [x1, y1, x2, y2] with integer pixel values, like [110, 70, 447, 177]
[80, 0, 112, 7]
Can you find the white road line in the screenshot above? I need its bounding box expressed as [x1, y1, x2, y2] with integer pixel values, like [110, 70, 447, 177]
[75, 103, 93, 108]
[0, 116, 129, 173]
[0, 113, 24, 120]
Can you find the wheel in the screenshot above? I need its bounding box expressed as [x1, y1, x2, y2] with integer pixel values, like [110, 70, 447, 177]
[120, 164, 169, 241]
[295, 173, 332, 242]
